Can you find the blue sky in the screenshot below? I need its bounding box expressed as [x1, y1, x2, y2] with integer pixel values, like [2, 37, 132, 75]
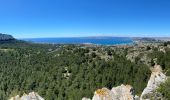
[0, 0, 170, 38]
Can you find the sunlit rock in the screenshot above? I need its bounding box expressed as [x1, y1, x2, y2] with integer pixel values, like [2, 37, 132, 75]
[141, 65, 167, 99]
[92, 88, 114, 100]
[9, 92, 44, 100]
[82, 97, 91, 100]
[92, 84, 138, 100]
[111, 84, 134, 100]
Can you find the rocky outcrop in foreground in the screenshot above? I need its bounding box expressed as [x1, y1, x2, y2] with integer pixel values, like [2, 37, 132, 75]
[9, 92, 44, 100]
[82, 97, 91, 100]
[83, 84, 139, 100]
[141, 65, 167, 99]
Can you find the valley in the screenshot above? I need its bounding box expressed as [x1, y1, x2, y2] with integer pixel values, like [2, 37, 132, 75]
[0, 34, 170, 100]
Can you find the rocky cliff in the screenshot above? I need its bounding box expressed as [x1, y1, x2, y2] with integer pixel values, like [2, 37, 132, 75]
[140, 65, 167, 99]
[9, 92, 44, 100]
[83, 84, 139, 100]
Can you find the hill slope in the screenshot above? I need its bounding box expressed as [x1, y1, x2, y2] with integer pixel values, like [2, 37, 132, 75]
[0, 33, 15, 41]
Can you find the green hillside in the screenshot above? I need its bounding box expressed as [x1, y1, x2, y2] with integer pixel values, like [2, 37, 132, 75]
[0, 40, 151, 100]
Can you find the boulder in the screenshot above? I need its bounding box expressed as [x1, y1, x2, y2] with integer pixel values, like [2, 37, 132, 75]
[91, 84, 138, 100]
[92, 88, 114, 100]
[9, 92, 44, 100]
[82, 97, 91, 100]
[111, 84, 134, 100]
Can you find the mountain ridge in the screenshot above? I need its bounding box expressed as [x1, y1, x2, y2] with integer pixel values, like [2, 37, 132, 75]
[0, 33, 15, 41]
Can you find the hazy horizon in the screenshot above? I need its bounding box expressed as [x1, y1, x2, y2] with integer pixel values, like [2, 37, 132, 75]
[17, 35, 170, 39]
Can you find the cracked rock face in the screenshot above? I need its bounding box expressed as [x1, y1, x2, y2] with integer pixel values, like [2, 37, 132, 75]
[111, 85, 134, 100]
[141, 65, 167, 99]
[91, 84, 137, 100]
[9, 92, 44, 100]
[92, 88, 114, 100]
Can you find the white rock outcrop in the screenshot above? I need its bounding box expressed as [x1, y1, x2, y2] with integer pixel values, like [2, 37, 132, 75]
[91, 84, 137, 100]
[111, 85, 135, 100]
[9, 92, 44, 100]
[82, 97, 91, 100]
[140, 65, 167, 99]
[92, 88, 114, 100]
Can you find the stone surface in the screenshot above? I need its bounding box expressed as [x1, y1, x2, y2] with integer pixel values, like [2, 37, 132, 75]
[92, 88, 114, 100]
[140, 65, 167, 99]
[82, 97, 91, 100]
[111, 84, 134, 100]
[9, 92, 44, 100]
[91, 84, 138, 100]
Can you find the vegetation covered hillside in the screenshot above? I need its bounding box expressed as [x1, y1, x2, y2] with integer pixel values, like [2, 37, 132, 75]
[0, 40, 151, 100]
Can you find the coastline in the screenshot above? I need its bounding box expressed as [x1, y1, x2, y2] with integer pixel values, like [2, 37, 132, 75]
[20, 37, 134, 46]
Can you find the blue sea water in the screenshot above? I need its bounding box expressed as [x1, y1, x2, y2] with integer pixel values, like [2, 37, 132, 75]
[21, 37, 133, 45]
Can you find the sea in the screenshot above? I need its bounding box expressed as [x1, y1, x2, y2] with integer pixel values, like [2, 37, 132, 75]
[21, 37, 134, 45]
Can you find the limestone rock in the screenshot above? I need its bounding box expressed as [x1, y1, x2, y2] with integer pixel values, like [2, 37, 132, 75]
[92, 84, 138, 100]
[111, 84, 134, 100]
[92, 88, 114, 100]
[9, 92, 44, 100]
[82, 97, 91, 100]
[141, 65, 167, 99]
[9, 95, 20, 100]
